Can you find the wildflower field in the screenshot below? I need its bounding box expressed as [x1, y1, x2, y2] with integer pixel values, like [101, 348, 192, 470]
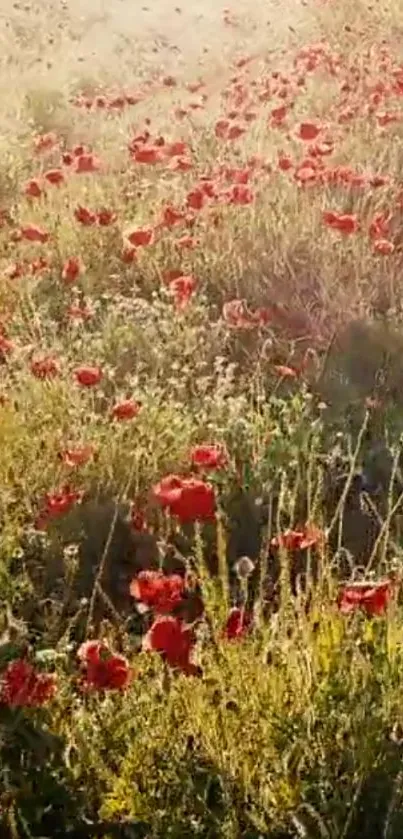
[2, 0, 403, 836]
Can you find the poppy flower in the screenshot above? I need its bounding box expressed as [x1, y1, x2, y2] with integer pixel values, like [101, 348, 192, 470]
[24, 179, 43, 198]
[44, 168, 65, 186]
[30, 356, 60, 379]
[153, 474, 215, 523]
[222, 607, 252, 640]
[43, 485, 83, 519]
[186, 189, 205, 211]
[125, 227, 154, 247]
[143, 615, 199, 675]
[130, 570, 185, 614]
[111, 399, 141, 420]
[273, 364, 298, 378]
[0, 659, 56, 707]
[227, 184, 254, 205]
[160, 204, 186, 227]
[297, 121, 321, 141]
[271, 524, 322, 551]
[74, 205, 97, 226]
[323, 211, 359, 234]
[121, 245, 137, 263]
[62, 256, 84, 283]
[373, 238, 394, 255]
[97, 208, 117, 226]
[74, 153, 101, 173]
[78, 640, 132, 690]
[168, 275, 196, 308]
[19, 224, 49, 243]
[338, 580, 393, 616]
[164, 141, 188, 157]
[190, 444, 228, 470]
[133, 146, 164, 164]
[369, 211, 391, 240]
[33, 132, 58, 153]
[74, 365, 102, 387]
[59, 445, 94, 467]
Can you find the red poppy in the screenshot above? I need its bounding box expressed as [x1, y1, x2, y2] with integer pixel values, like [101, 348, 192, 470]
[164, 141, 188, 157]
[62, 256, 84, 283]
[78, 640, 132, 690]
[160, 204, 186, 227]
[74, 153, 101, 173]
[121, 245, 137, 264]
[143, 615, 199, 675]
[60, 445, 94, 467]
[97, 208, 117, 226]
[369, 211, 391, 240]
[297, 121, 321, 141]
[43, 485, 83, 519]
[190, 444, 228, 470]
[271, 524, 322, 551]
[30, 356, 60, 379]
[222, 607, 252, 640]
[33, 132, 58, 153]
[373, 238, 394, 255]
[168, 275, 196, 308]
[126, 227, 154, 247]
[24, 179, 43, 199]
[44, 168, 65, 186]
[111, 399, 141, 420]
[74, 205, 97, 226]
[273, 364, 298, 378]
[133, 146, 164, 164]
[74, 365, 102, 387]
[130, 570, 185, 614]
[0, 659, 56, 707]
[338, 580, 393, 617]
[323, 211, 359, 234]
[153, 474, 215, 523]
[19, 224, 49, 243]
[186, 189, 205, 211]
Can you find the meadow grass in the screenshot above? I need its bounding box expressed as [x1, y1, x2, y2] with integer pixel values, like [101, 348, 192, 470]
[2, 0, 403, 836]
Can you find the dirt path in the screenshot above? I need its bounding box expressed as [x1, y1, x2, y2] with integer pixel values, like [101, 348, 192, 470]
[1, 0, 319, 96]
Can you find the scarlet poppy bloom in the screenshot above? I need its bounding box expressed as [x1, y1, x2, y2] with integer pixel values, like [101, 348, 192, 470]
[19, 224, 49, 243]
[143, 615, 199, 675]
[43, 485, 83, 519]
[24, 179, 43, 198]
[44, 168, 65, 186]
[278, 154, 294, 171]
[74, 205, 97, 226]
[222, 607, 252, 640]
[297, 121, 321, 141]
[111, 399, 141, 420]
[59, 445, 94, 467]
[121, 245, 137, 263]
[227, 184, 254, 205]
[273, 364, 298, 378]
[74, 153, 101, 173]
[190, 444, 228, 470]
[74, 365, 102, 387]
[97, 208, 117, 226]
[33, 132, 58, 153]
[78, 640, 132, 690]
[168, 275, 196, 308]
[0, 659, 56, 707]
[30, 356, 60, 379]
[160, 205, 186, 227]
[369, 211, 391, 240]
[62, 256, 84, 283]
[126, 227, 154, 247]
[373, 238, 394, 255]
[271, 524, 322, 551]
[130, 570, 185, 613]
[323, 211, 359, 234]
[153, 474, 215, 523]
[176, 235, 197, 250]
[164, 141, 188, 157]
[133, 146, 164, 164]
[186, 189, 205, 211]
[338, 580, 393, 617]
